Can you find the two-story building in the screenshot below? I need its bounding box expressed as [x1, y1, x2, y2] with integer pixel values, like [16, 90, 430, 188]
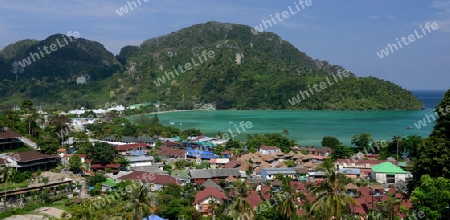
[259, 145, 280, 154]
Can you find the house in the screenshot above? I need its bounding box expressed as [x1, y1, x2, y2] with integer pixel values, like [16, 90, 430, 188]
[0, 127, 23, 151]
[260, 168, 297, 180]
[339, 168, 361, 179]
[156, 147, 185, 158]
[189, 168, 240, 184]
[209, 158, 230, 169]
[171, 170, 190, 186]
[116, 143, 151, 155]
[220, 150, 233, 158]
[185, 149, 218, 160]
[91, 163, 121, 173]
[246, 190, 262, 210]
[102, 135, 157, 146]
[335, 159, 398, 170]
[193, 187, 228, 216]
[223, 160, 239, 168]
[123, 155, 154, 168]
[0, 150, 60, 171]
[371, 162, 406, 184]
[259, 145, 280, 154]
[299, 147, 333, 157]
[118, 171, 179, 191]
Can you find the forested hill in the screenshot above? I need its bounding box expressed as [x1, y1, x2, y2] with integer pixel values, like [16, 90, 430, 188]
[0, 21, 423, 110]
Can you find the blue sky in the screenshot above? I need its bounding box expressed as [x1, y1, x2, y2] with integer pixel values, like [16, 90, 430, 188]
[0, 0, 449, 90]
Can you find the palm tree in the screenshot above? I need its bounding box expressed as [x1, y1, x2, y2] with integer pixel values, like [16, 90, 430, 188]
[0, 166, 16, 183]
[226, 180, 253, 220]
[124, 181, 154, 220]
[275, 175, 306, 220]
[393, 135, 402, 161]
[282, 128, 290, 136]
[114, 131, 123, 142]
[310, 165, 358, 219]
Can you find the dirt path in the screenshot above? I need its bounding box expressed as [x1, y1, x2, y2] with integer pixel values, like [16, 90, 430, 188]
[3, 207, 67, 220]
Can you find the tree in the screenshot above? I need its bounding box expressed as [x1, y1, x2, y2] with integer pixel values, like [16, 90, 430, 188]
[226, 180, 253, 219]
[86, 142, 117, 164]
[124, 181, 154, 220]
[213, 144, 225, 155]
[0, 165, 17, 183]
[410, 175, 450, 219]
[38, 135, 60, 154]
[321, 136, 340, 149]
[331, 145, 354, 160]
[69, 155, 82, 173]
[225, 138, 242, 149]
[275, 175, 306, 220]
[375, 193, 402, 219]
[181, 128, 202, 136]
[246, 133, 295, 153]
[412, 89, 450, 185]
[86, 172, 106, 186]
[351, 133, 373, 152]
[392, 135, 402, 161]
[310, 163, 357, 219]
[114, 131, 123, 142]
[282, 128, 289, 136]
[285, 160, 296, 167]
[21, 99, 38, 135]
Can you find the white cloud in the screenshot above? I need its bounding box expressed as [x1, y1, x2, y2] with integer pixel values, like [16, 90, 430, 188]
[430, 1, 450, 32]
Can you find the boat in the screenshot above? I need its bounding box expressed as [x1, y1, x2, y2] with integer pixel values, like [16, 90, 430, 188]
[170, 122, 175, 125]
[406, 126, 413, 129]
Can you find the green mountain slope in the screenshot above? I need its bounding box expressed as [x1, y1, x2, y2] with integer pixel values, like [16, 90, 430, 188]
[0, 22, 423, 110]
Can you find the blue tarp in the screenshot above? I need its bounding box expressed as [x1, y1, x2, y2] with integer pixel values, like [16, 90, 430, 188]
[143, 215, 165, 220]
[185, 148, 218, 159]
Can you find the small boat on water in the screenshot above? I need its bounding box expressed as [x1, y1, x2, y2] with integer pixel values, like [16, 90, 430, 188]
[229, 122, 233, 124]
[170, 122, 175, 125]
[406, 126, 413, 129]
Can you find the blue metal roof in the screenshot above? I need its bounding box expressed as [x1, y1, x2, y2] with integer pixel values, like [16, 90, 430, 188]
[339, 168, 360, 175]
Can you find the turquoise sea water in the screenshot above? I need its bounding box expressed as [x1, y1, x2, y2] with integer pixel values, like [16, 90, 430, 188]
[151, 91, 446, 146]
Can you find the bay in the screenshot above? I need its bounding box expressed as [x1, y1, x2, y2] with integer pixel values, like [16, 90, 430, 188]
[150, 90, 446, 146]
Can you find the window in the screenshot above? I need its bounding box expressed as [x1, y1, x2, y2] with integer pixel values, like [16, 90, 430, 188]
[198, 205, 203, 211]
[386, 174, 395, 183]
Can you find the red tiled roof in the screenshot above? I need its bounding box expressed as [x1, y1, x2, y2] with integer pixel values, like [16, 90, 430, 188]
[91, 163, 121, 169]
[246, 191, 262, 209]
[337, 159, 398, 165]
[308, 155, 326, 160]
[259, 145, 280, 151]
[12, 151, 59, 162]
[57, 148, 66, 153]
[116, 143, 150, 151]
[223, 160, 239, 168]
[290, 181, 307, 192]
[260, 186, 271, 200]
[119, 171, 179, 185]
[221, 150, 233, 155]
[76, 154, 87, 158]
[193, 187, 228, 205]
[162, 141, 181, 148]
[0, 127, 22, 139]
[157, 147, 185, 158]
[106, 164, 121, 168]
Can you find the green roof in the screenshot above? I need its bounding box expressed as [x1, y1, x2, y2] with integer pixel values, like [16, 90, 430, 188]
[171, 170, 190, 179]
[371, 162, 406, 174]
[194, 142, 215, 147]
[102, 179, 117, 187]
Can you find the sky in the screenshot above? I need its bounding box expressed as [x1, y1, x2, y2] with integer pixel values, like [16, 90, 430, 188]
[0, 0, 449, 90]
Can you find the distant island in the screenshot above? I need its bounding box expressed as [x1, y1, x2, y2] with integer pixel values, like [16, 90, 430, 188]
[0, 21, 423, 110]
